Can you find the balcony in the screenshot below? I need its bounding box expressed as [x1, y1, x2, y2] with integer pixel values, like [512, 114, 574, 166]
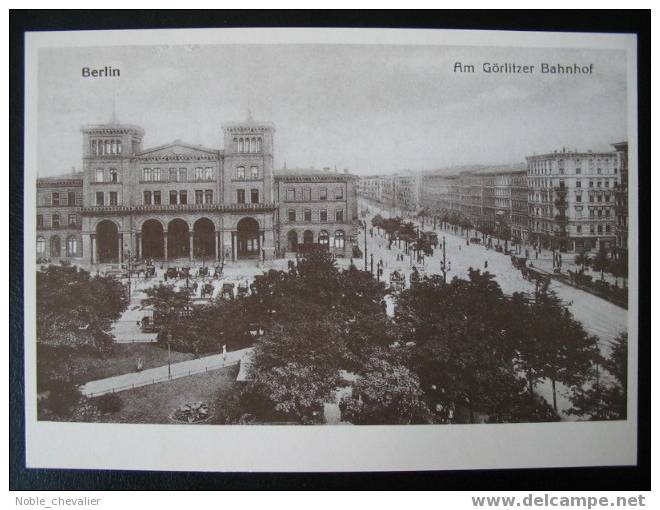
[81, 202, 278, 215]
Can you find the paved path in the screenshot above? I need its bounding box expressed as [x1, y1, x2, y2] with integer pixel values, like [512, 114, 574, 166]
[80, 347, 253, 397]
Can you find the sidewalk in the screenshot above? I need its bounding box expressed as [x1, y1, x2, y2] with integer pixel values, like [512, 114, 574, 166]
[80, 347, 253, 397]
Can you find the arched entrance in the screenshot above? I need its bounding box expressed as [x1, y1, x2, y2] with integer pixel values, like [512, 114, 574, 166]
[237, 217, 260, 259]
[287, 230, 298, 252]
[167, 219, 190, 260]
[318, 230, 329, 251]
[141, 219, 164, 259]
[50, 236, 61, 257]
[194, 218, 215, 260]
[96, 220, 119, 263]
[303, 230, 314, 253]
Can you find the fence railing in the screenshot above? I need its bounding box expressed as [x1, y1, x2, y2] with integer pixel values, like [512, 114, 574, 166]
[85, 358, 241, 398]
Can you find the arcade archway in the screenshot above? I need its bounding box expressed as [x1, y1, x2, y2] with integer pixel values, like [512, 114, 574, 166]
[50, 236, 61, 258]
[96, 220, 119, 263]
[303, 230, 314, 252]
[287, 230, 298, 252]
[141, 219, 164, 259]
[237, 217, 260, 259]
[167, 219, 189, 260]
[194, 218, 215, 260]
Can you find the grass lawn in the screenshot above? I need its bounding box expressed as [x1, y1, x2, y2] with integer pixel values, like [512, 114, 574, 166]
[42, 343, 197, 387]
[92, 364, 240, 424]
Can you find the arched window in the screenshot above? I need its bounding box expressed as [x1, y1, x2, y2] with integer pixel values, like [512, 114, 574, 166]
[105, 140, 111, 155]
[67, 236, 79, 257]
[233, 138, 238, 152]
[91, 140, 97, 156]
[238, 138, 244, 152]
[110, 140, 116, 154]
[144, 191, 152, 205]
[116, 140, 122, 154]
[256, 137, 262, 152]
[36, 237, 45, 255]
[319, 230, 329, 249]
[334, 230, 345, 249]
[250, 138, 256, 152]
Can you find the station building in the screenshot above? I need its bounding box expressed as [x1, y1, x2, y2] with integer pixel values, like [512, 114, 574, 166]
[36, 117, 358, 265]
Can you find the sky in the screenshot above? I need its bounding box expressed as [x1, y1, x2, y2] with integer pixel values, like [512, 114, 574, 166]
[37, 43, 628, 177]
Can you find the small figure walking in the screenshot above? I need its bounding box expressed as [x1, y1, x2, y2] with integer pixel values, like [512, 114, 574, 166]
[484, 260, 488, 269]
[222, 344, 227, 362]
[136, 358, 143, 372]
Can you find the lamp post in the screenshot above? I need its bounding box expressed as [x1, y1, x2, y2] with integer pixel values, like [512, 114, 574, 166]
[125, 249, 132, 298]
[167, 329, 173, 379]
[363, 220, 368, 272]
[440, 236, 451, 283]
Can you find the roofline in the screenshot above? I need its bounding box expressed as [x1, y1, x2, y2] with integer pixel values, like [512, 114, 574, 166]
[136, 140, 220, 157]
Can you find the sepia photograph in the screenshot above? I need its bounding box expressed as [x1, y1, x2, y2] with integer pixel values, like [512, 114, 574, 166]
[21, 26, 639, 472]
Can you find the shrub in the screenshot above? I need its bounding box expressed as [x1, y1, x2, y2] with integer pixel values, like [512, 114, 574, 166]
[96, 393, 123, 414]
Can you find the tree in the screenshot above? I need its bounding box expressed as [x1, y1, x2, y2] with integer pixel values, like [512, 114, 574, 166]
[371, 214, 384, 234]
[569, 332, 627, 420]
[339, 356, 432, 424]
[524, 285, 601, 413]
[574, 251, 590, 272]
[609, 254, 628, 288]
[394, 269, 531, 423]
[590, 249, 609, 281]
[37, 264, 128, 351]
[141, 284, 193, 349]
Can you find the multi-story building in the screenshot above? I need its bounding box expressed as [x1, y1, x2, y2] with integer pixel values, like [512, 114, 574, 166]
[76, 118, 277, 265]
[35, 116, 362, 266]
[612, 141, 629, 257]
[357, 172, 421, 216]
[393, 173, 421, 213]
[527, 148, 618, 252]
[36, 172, 84, 260]
[357, 175, 383, 203]
[510, 169, 529, 242]
[275, 168, 359, 257]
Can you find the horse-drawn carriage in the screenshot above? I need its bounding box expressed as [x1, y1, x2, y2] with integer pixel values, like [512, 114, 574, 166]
[237, 281, 250, 298]
[511, 255, 527, 270]
[200, 282, 214, 299]
[197, 266, 209, 278]
[166, 266, 191, 279]
[390, 270, 406, 292]
[221, 283, 235, 300]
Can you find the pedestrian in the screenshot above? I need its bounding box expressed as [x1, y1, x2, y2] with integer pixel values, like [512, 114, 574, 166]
[222, 344, 227, 362]
[484, 260, 488, 269]
[164, 272, 168, 282]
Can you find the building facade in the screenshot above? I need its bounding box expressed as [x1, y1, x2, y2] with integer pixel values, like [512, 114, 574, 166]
[275, 169, 359, 257]
[527, 149, 619, 252]
[36, 173, 84, 260]
[37, 117, 360, 265]
[612, 141, 629, 257]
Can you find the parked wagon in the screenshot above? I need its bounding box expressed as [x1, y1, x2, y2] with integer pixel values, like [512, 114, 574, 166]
[200, 282, 214, 298]
[390, 270, 406, 292]
[166, 267, 179, 279]
[237, 281, 250, 298]
[221, 283, 235, 300]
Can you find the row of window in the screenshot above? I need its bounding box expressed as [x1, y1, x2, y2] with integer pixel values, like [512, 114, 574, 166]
[287, 208, 344, 223]
[36, 214, 79, 229]
[141, 167, 214, 182]
[36, 235, 81, 257]
[285, 186, 344, 202]
[95, 168, 119, 183]
[142, 190, 214, 206]
[233, 137, 262, 153]
[38, 191, 81, 207]
[235, 166, 260, 180]
[96, 191, 118, 206]
[91, 139, 122, 156]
